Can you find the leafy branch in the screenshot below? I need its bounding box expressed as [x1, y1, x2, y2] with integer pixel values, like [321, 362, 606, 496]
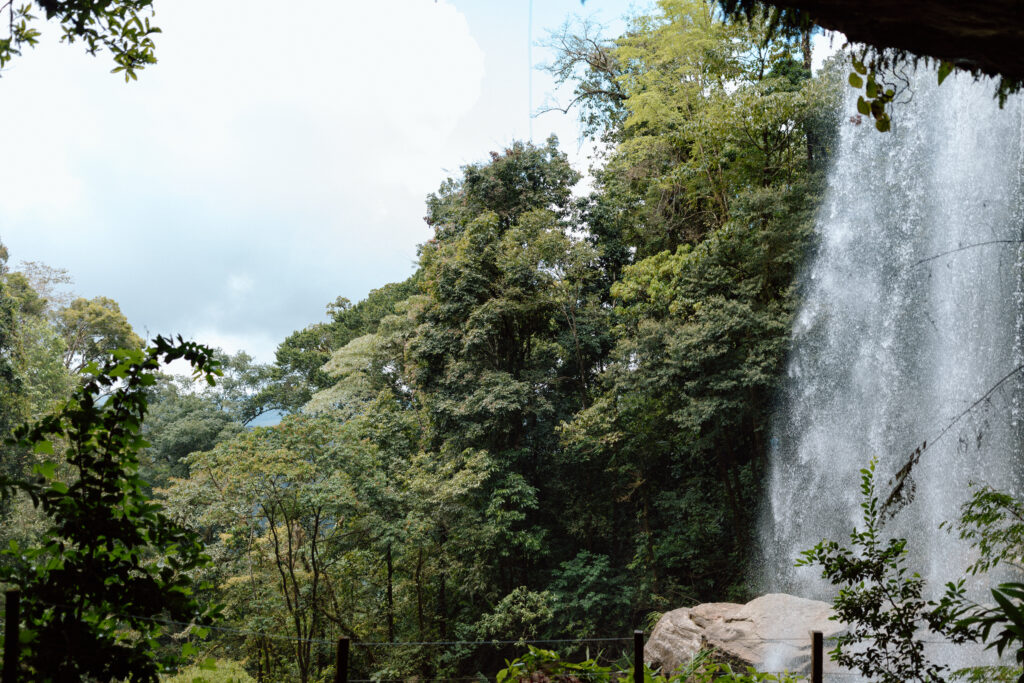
[0, 0, 160, 80]
[0, 335, 222, 682]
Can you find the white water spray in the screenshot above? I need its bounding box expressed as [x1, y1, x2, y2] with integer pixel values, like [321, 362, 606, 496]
[759, 67, 1024, 607]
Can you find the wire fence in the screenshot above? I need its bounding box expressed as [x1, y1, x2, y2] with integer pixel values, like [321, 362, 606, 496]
[0, 600, 978, 648]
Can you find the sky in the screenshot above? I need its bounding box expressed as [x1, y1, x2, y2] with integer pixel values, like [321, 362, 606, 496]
[0, 0, 645, 362]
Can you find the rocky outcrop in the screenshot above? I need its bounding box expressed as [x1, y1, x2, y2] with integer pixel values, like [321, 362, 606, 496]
[644, 593, 845, 676]
[739, 0, 1024, 86]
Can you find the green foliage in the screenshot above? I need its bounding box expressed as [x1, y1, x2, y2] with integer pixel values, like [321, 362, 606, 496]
[267, 277, 419, 412]
[945, 484, 1024, 577]
[956, 583, 1024, 676]
[413, 137, 601, 610]
[57, 295, 144, 372]
[468, 587, 556, 642]
[166, 413, 363, 683]
[939, 485, 1024, 680]
[0, 253, 78, 568]
[425, 136, 579, 240]
[0, 0, 160, 79]
[494, 646, 804, 683]
[564, 182, 818, 603]
[150, 4, 842, 679]
[950, 665, 1024, 682]
[206, 350, 275, 425]
[495, 645, 614, 683]
[0, 335, 221, 682]
[798, 459, 964, 683]
[139, 379, 242, 488]
[586, 0, 836, 257]
[161, 658, 255, 683]
[848, 55, 895, 132]
[548, 552, 633, 637]
[541, 19, 626, 143]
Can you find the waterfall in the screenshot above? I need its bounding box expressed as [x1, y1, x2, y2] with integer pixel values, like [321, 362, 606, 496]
[758, 66, 1024, 600]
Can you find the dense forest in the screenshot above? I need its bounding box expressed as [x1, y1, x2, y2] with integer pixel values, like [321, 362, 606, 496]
[0, 1, 846, 680]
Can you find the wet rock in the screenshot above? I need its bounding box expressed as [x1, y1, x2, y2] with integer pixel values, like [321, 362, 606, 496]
[644, 593, 844, 676]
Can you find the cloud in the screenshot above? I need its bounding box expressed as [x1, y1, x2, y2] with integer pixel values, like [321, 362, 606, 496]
[227, 274, 254, 296]
[0, 0, 485, 362]
[0, 0, 647, 364]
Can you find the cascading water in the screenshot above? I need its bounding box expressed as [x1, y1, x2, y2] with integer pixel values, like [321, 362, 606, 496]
[759, 65, 1024, 613]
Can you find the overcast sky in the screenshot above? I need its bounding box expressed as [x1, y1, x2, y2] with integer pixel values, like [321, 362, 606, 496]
[0, 0, 641, 362]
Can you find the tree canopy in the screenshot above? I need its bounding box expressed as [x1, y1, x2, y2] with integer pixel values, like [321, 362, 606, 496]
[142, 3, 843, 678]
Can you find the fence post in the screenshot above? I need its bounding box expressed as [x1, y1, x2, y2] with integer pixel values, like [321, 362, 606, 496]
[334, 637, 349, 683]
[633, 629, 643, 683]
[3, 589, 19, 683]
[810, 630, 822, 683]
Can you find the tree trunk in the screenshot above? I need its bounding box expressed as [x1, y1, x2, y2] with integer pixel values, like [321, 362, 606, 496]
[386, 544, 395, 642]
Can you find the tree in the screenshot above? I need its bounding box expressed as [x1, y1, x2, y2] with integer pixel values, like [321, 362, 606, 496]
[423, 137, 579, 240]
[556, 0, 836, 606]
[0, 248, 28, 483]
[413, 138, 591, 591]
[541, 19, 627, 144]
[0, 336, 221, 682]
[204, 349, 275, 425]
[0, 250, 76, 488]
[4, 267, 76, 415]
[139, 378, 242, 488]
[265, 278, 419, 413]
[56, 295, 143, 372]
[167, 414, 375, 683]
[0, 0, 160, 80]
[591, 0, 836, 256]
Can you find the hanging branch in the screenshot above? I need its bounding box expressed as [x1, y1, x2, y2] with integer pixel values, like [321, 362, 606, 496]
[881, 363, 1024, 519]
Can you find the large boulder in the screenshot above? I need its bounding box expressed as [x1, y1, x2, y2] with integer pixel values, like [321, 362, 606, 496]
[644, 593, 845, 676]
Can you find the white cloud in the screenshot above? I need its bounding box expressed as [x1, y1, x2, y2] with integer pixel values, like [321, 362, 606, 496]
[0, 0, 636, 360]
[227, 274, 254, 296]
[0, 0, 485, 347]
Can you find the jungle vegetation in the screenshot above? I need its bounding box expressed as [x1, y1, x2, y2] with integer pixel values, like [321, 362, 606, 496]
[0, 1, 845, 680]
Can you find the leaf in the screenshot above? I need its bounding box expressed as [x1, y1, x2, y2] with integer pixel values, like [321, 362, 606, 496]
[852, 58, 867, 75]
[857, 97, 870, 116]
[938, 60, 955, 85]
[34, 461, 56, 479]
[848, 72, 863, 89]
[33, 440, 54, 455]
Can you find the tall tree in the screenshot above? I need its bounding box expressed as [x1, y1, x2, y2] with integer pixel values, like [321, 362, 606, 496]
[56, 296, 143, 372]
[410, 137, 621, 658]
[265, 278, 419, 413]
[559, 0, 840, 605]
